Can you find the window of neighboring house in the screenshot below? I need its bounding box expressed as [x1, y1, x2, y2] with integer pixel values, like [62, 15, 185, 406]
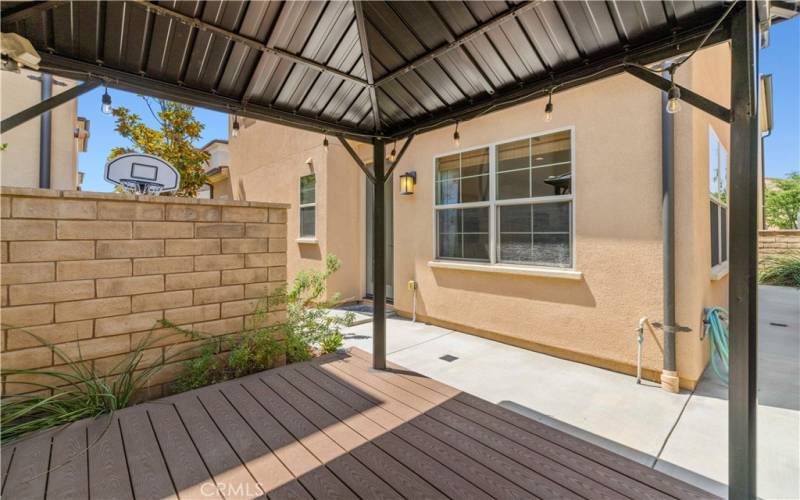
[709, 127, 729, 268]
[299, 174, 316, 238]
[434, 129, 574, 268]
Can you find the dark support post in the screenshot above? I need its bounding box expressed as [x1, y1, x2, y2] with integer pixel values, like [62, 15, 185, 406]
[372, 140, 387, 370]
[661, 71, 677, 392]
[729, 3, 759, 499]
[39, 73, 53, 189]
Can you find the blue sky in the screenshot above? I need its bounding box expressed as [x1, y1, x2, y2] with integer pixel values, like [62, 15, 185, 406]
[760, 16, 799, 179]
[76, 17, 799, 191]
[76, 89, 228, 192]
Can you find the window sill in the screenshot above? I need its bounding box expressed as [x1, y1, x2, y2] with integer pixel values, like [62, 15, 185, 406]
[296, 237, 319, 244]
[711, 262, 729, 281]
[427, 260, 583, 280]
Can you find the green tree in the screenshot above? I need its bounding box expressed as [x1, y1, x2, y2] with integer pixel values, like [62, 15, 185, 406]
[109, 98, 208, 196]
[764, 172, 800, 229]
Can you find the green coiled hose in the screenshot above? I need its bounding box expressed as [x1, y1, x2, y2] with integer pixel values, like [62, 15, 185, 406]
[703, 307, 730, 384]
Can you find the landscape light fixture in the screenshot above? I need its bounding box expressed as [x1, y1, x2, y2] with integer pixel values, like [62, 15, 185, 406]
[231, 115, 240, 137]
[322, 135, 329, 153]
[453, 122, 460, 147]
[544, 90, 553, 122]
[399, 171, 416, 195]
[101, 87, 112, 114]
[388, 141, 397, 162]
[666, 67, 682, 114]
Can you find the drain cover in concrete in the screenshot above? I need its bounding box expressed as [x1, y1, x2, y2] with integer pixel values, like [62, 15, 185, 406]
[439, 354, 459, 362]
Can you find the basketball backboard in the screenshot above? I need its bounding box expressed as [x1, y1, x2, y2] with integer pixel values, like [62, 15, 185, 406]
[104, 153, 180, 195]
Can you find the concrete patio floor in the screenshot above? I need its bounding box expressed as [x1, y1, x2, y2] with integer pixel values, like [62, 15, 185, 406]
[341, 285, 799, 499]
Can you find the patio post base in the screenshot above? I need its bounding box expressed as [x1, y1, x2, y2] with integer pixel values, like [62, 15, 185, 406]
[661, 370, 680, 393]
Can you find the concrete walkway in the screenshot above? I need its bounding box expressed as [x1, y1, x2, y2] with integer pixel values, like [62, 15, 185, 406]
[341, 285, 799, 499]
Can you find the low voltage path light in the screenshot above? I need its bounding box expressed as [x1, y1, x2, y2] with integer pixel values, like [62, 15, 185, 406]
[399, 171, 416, 195]
[101, 87, 112, 114]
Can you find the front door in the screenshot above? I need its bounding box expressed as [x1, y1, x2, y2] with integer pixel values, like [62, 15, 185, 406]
[366, 175, 394, 302]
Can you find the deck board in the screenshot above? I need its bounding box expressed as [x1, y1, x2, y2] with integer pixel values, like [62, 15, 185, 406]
[1, 348, 718, 500]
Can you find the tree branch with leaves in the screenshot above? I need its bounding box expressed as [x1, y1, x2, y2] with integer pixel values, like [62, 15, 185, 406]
[109, 98, 209, 197]
[764, 172, 800, 230]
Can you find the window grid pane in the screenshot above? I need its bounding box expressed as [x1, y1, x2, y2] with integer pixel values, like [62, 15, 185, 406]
[437, 207, 489, 262]
[497, 202, 571, 267]
[436, 148, 490, 205]
[300, 175, 315, 205]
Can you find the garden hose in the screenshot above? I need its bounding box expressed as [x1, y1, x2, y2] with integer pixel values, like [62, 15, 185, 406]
[702, 307, 730, 384]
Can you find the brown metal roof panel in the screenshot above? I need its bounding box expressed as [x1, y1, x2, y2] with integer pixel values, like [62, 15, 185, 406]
[607, 1, 669, 43]
[555, 1, 621, 58]
[50, 2, 76, 58]
[295, 26, 363, 114]
[529, 2, 582, 64]
[376, 88, 413, 125]
[272, 2, 353, 108]
[319, 80, 363, 122]
[340, 87, 372, 127]
[379, 79, 430, 119]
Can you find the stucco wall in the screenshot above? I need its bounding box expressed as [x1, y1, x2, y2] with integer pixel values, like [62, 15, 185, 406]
[227, 119, 365, 303]
[0, 188, 288, 400]
[0, 69, 80, 190]
[229, 46, 731, 388]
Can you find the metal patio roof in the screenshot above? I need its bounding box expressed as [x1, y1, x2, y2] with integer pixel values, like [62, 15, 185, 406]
[1, 0, 737, 140]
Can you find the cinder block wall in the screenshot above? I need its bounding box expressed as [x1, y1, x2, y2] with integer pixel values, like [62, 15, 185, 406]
[0, 187, 288, 400]
[759, 230, 800, 259]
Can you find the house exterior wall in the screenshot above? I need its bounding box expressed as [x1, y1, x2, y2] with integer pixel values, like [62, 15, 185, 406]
[228, 46, 732, 389]
[0, 69, 82, 190]
[0, 188, 288, 400]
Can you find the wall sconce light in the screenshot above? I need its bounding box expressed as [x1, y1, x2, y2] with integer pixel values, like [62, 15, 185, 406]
[399, 171, 416, 195]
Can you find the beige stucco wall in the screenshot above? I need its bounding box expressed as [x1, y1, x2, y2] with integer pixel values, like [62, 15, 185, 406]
[230, 45, 732, 388]
[0, 69, 81, 190]
[227, 119, 365, 303]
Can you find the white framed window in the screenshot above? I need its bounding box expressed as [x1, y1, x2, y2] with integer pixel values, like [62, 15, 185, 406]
[299, 174, 316, 238]
[434, 128, 574, 269]
[709, 127, 728, 268]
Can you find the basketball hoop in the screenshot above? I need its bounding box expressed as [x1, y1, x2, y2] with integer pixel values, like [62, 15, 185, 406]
[105, 153, 180, 195]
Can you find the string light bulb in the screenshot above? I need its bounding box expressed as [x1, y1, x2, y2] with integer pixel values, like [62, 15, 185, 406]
[544, 90, 553, 122]
[231, 115, 240, 137]
[453, 122, 460, 147]
[101, 87, 112, 114]
[323, 135, 329, 153]
[666, 67, 681, 114]
[388, 141, 397, 162]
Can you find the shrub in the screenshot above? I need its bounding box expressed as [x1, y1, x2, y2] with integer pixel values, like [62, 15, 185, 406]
[0, 329, 170, 443]
[759, 253, 800, 287]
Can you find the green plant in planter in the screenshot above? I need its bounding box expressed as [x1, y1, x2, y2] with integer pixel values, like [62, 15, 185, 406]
[0, 328, 174, 443]
[277, 253, 354, 361]
[758, 252, 800, 287]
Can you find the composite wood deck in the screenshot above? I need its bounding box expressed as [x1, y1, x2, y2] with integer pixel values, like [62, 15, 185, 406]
[1, 348, 716, 499]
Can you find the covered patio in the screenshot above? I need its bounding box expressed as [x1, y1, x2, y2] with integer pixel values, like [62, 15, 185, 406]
[0, 0, 788, 497]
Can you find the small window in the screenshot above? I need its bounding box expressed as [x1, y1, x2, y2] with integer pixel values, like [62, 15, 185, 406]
[299, 174, 316, 238]
[709, 128, 728, 268]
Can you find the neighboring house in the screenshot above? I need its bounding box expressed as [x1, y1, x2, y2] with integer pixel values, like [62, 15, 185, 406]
[228, 44, 734, 390]
[197, 139, 233, 199]
[0, 68, 88, 189]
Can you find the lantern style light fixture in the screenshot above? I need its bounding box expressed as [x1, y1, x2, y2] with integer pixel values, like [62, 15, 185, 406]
[399, 171, 416, 195]
[101, 87, 112, 114]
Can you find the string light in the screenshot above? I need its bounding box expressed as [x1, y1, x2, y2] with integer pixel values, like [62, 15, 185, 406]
[453, 122, 460, 147]
[388, 141, 397, 162]
[544, 89, 553, 122]
[101, 87, 112, 114]
[666, 67, 681, 114]
[231, 115, 240, 137]
[323, 135, 329, 153]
